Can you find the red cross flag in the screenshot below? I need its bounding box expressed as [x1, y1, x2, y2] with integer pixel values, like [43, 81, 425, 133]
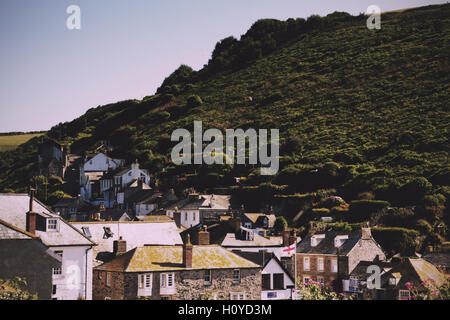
[281, 243, 296, 257]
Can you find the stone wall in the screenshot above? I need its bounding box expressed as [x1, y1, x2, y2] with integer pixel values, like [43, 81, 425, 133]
[93, 268, 261, 300]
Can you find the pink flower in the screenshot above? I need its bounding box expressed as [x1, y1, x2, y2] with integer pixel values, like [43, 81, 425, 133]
[405, 282, 411, 288]
[433, 290, 438, 295]
[339, 293, 345, 297]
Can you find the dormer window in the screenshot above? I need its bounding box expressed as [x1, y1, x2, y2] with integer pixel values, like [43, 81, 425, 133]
[82, 227, 92, 238]
[246, 230, 254, 241]
[311, 234, 325, 247]
[47, 219, 58, 231]
[334, 235, 349, 248]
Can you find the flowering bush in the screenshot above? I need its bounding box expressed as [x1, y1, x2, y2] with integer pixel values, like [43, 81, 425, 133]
[405, 279, 450, 300]
[0, 277, 37, 300]
[295, 278, 350, 300]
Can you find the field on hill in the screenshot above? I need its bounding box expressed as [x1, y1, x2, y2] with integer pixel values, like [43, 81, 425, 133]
[0, 133, 44, 152]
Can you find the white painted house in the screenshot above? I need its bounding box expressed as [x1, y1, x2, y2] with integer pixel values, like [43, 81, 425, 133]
[0, 193, 95, 300]
[165, 194, 230, 228]
[233, 251, 295, 300]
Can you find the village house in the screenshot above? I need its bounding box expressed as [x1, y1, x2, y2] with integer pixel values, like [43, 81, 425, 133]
[37, 139, 68, 178]
[240, 212, 276, 236]
[99, 160, 151, 209]
[0, 218, 62, 300]
[0, 192, 96, 300]
[71, 218, 183, 267]
[92, 236, 262, 300]
[53, 195, 96, 222]
[233, 250, 295, 300]
[165, 194, 231, 228]
[422, 251, 450, 276]
[295, 227, 386, 291]
[380, 257, 448, 300]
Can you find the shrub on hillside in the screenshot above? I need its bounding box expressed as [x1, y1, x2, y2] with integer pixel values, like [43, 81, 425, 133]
[187, 95, 203, 108]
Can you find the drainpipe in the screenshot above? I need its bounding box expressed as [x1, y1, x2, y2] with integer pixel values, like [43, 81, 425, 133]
[85, 247, 90, 299]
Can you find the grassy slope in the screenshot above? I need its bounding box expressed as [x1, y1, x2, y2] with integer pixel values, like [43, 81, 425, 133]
[0, 133, 44, 152]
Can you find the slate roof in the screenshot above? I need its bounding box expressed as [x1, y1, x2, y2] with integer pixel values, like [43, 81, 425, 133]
[95, 245, 260, 272]
[422, 253, 450, 269]
[0, 218, 36, 239]
[243, 213, 276, 228]
[0, 194, 95, 247]
[71, 220, 183, 266]
[165, 194, 231, 211]
[296, 230, 361, 255]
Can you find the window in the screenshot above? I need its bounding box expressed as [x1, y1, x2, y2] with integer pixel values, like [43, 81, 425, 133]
[262, 274, 271, 290]
[331, 259, 338, 273]
[317, 277, 325, 284]
[81, 227, 91, 238]
[230, 292, 245, 300]
[106, 272, 111, 287]
[389, 277, 398, 286]
[103, 227, 114, 239]
[204, 270, 211, 286]
[399, 290, 410, 300]
[47, 219, 58, 231]
[54, 250, 63, 259]
[52, 267, 62, 276]
[98, 272, 103, 280]
[244, 222, 252, 229]
[138, 274, 152, 290]
[52, 285, 57, 295]
[303, 257, 310, 271]
[303, 277, 310, 285]
[317, 257, 324, 272]
[233, 270, 240, 284]
[273, 273, 284, 289]
[160, 273, 174, 288]
[128, 172, 131, 176]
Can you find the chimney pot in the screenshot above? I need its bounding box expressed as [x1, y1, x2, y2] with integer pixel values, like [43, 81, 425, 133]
[183, 234, 193, 268]
[198, 226, 210, 245]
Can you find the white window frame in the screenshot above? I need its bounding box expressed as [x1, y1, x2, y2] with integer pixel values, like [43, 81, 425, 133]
[160, 273, 174, 288]
[204, 270, 212, 286]
[399, 290, 410, 300]
[106, 272, 111, 287]
[303, 276, 311, 285]
[52, 267, 62, 276]
[303, 257, 310, 271]
[317, 257, 324, 272]
[233, 269, 240, 284]
[230, 292, 245, 300]
[47, 219, 58, 231]
[331, 258, 338, 273]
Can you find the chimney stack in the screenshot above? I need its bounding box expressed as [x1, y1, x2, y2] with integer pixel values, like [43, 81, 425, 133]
[361, 224, 372, 240]
[282, 230, 291, 247]
[198, 225, 210, 245]
[26, 187, 37, 234]
[113, 236, 127, 256]
[173, 209, 181, 228]
[183, 234, 193, 268]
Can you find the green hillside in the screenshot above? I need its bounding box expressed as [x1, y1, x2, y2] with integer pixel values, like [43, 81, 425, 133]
[0, 4, 448, 253]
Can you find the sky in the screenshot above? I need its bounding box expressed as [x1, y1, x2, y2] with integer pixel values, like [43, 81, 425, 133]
[0, 0, 446, 132]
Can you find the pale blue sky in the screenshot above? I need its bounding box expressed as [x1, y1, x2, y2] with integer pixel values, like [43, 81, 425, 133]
[0, 0, 446, 132]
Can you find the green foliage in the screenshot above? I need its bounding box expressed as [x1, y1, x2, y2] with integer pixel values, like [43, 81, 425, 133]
[274, 216, 288, 232]
[295, 278, 349, 300]
[372, 227, 420, 256]
[349, 200, 390, 222]
[187, 95, 203, 108]
[0, 277, 37, 300]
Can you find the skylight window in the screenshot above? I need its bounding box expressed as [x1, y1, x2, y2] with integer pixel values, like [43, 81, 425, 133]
[82, 227, 92, 238]
[103, 227, 114, 239]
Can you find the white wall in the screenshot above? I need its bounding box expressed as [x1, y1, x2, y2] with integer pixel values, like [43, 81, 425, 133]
[261, 258, 294, 300]
[50, 246, 93, 300]
[83, 153, 121, 172]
